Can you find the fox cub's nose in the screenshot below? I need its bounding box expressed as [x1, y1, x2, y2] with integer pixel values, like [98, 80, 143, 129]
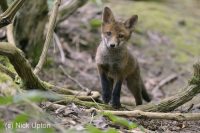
[110, 44, 116, 48]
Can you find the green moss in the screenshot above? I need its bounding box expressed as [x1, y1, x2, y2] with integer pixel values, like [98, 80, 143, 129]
[0, 73, 11, 83]
[0, 56, 15, 73]
[90, 19, 102, 29]
[109, 0, 200, 64]
[0, 56, 17, 94]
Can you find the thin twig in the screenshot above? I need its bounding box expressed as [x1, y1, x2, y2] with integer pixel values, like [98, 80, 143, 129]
[34, 0, 61, 75]
[59, 65, 104, 111]
[53, 32, 66, 63]
[6, 23, 16, 46]
[59, 65, 90, 93]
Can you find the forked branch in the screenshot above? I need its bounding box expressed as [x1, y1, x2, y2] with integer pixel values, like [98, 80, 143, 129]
[0, 0, 26, 28]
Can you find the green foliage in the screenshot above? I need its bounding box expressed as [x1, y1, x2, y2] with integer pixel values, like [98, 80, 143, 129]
[103, 113, 138, 130]
[90, 19, 102, 29]
[106, 128, 119, 133]
[0, 96, 13, 105]
[32, 127, 55, 133]
[12, 114, 29, 129]
[13, 90, 61, 103]
[86, 125, 119, 133]
[0, 120, 5, 132]
[86, 125, 103, 133]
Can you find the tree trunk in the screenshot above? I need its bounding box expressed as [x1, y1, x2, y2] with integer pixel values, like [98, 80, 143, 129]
[13, 0, 48, 65]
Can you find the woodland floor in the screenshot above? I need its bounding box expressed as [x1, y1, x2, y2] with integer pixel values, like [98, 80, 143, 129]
[1, 0, 200, 132]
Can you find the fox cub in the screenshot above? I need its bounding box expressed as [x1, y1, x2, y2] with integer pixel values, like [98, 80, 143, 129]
[95, 7, 151, 108]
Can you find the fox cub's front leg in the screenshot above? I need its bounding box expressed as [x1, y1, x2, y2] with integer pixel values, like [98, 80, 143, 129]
[111, 80, 122, 108]
[99, 72, 112, 103]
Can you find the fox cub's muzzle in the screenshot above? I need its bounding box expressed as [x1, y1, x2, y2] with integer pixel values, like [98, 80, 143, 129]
[108, 38, 119, 48]
[103, 35, 121, 49]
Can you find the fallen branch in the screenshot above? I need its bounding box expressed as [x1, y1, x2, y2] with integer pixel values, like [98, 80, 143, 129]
[53, 32, 66, 63]
[44, 102, 200, 121]
[0, 0, 26, 28]
[85, 108, 200, 121]
[134, 85, 200, 112]
[57, 0, 88, 23]
[34, 0, 61, 75]
[134, 63, 200, 112]
[45, 97, 112, 110]
[0, 42, 46, 89]
[60, 65, 90, 93]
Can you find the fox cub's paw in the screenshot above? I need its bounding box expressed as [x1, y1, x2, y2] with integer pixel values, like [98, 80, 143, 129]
[102, 94, 111, 104]
[111, 100, 121, 109]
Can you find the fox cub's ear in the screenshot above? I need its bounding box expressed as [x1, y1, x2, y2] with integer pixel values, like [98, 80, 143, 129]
[102, 7, 115, 24]
[124, 15, 138, 29]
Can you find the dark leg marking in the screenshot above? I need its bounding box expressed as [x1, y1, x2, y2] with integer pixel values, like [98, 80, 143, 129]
[111, 80, 122, 108]
[100, 73, 112, 103]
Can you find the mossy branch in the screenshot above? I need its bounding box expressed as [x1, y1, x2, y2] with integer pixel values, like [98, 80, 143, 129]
[189, 62, 200, 85]
[0, 42, 47, 89]
[0, 0, 26, 28]
[0, 42, 100, 101]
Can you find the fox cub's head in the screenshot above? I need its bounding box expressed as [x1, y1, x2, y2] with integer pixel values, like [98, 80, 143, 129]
[101, 7, 138, 49]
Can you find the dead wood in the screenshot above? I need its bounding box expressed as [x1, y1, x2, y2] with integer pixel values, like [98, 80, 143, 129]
[0, 42, 46, 89]
[134, 62, 200, 112]
[85, 108, 200, 121]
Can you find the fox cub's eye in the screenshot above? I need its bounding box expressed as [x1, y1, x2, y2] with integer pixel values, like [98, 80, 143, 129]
[118, 34, 124, 38]
[106, 32, 112, 36]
